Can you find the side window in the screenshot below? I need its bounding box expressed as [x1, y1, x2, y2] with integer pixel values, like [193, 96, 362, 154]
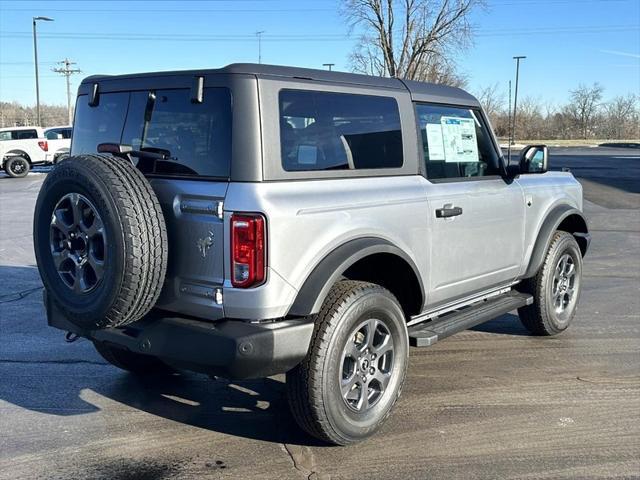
[121, 88, 232, 177]
[45, 129, 60, 140]
[279, 90, 403, 171]
[15, 129, 38, 140]
[71, 92, 130, 155]
[0, 131, 11, 141]
[415, 103, 500, 180]
[62, 128, 72, 139]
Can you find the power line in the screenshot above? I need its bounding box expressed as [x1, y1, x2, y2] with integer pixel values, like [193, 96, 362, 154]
[0, 25, 637, 43]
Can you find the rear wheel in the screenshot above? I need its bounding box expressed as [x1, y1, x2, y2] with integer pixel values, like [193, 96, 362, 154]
[518, 231, 583, 335]
[5, 156, 30, 178]
[287, 281, 409, 445]
[94, 342, 174, 375]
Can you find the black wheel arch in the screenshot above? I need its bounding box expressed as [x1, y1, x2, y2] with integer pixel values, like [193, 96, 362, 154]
[288, 237, 425, 318]
[4, 150, 32, 163]
[523, 204, 590, 279]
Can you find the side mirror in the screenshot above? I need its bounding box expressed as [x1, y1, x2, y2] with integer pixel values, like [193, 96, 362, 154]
[520, 145, 548, 174]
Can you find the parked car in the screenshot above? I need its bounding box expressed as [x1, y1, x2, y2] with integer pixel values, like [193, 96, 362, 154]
[0, 126, 53, 177]
[33, 64, 590, 445]
[44, 125, 72, 163]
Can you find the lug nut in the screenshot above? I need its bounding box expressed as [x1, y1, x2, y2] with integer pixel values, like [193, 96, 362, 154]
[372, 353, 377, 359]
[369, 367, 375, 375]
[362, 376, 367, 382]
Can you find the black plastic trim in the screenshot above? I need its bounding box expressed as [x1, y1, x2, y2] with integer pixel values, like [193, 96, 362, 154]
[45, 291, 314, 379]
[523, 205, 589, 278]
[288, 237, 425, 316]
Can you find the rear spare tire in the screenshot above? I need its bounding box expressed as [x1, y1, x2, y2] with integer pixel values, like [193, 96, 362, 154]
[33, 154, 168, 329]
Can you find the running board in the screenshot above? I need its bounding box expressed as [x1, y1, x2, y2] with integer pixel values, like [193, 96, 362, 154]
[408, 291, 533, 347]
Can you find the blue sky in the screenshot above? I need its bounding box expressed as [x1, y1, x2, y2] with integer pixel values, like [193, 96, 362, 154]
[0, 0, 638, 108]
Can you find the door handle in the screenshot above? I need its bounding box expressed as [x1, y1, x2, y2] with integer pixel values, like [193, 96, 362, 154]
[435, 206, 463, 218]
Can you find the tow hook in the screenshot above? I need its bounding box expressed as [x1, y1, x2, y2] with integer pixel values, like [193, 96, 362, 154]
[64, 331, 80, 343]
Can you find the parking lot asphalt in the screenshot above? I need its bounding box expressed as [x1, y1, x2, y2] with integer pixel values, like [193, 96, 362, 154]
[1, 147, 638, 480]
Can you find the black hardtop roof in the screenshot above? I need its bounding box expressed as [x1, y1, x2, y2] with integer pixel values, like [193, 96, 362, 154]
[81, 63, 479, 106]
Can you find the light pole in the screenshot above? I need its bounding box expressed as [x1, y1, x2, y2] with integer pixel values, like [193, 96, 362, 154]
[255, 31, 265, 64]
[322, 63, 335, 71]
[511, 55, 526, 145]
[33, 16, 54, 126]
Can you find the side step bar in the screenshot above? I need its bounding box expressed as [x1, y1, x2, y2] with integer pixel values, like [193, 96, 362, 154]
[408, 291, 533, 347]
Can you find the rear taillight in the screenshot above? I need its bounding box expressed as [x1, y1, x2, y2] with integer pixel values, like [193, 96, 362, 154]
[38, 140, 48, 152]
[231, 213, 266, 288]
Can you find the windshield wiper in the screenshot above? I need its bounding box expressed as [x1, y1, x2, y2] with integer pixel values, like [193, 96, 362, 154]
[97, 143, 170, 161]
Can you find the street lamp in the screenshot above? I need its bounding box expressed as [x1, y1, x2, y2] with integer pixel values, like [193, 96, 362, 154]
[322, 63, 335, 71]
[33, 16, 54, 126]
[255, 31, 265, 64]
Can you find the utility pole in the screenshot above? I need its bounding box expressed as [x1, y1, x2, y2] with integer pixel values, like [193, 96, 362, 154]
[255, 31, 265, 64]
[322, 63, 335, 71]
[32, 16, 54, 126]
[511, 56, 526, 146]
[53, 58, 81, 124]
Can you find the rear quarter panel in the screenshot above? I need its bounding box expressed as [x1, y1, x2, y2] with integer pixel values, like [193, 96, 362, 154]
[223, 176, 430, 319]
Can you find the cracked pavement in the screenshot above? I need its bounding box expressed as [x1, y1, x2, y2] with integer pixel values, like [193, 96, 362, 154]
[1, 148, 639, 479]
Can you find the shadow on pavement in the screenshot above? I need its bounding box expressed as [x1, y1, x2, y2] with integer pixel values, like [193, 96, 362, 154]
[0, 264, 533, 447]
[471, 313, 531, 336]
[0, 266, 319, 446]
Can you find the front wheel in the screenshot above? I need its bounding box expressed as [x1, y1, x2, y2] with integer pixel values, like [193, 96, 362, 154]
[287, 281, 409, 445]
[518, 231, 583, 335]
[4, 156, 30, 178]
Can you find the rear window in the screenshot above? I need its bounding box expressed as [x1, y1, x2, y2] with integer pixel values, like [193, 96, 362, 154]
[279, 90, 403, 171]
[72, 88, 232, 178]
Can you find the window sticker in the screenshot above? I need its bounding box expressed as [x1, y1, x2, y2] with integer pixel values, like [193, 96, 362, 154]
[425, 123, 445, 160]
[440, 116, 479, 163]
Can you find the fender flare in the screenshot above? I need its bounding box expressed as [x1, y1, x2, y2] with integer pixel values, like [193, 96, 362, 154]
[2, 149, 32, 165]
[288, 237, 425, 316]
[523, 204, 590, 278]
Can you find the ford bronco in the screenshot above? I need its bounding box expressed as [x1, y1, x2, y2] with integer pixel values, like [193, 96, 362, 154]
[33, 64, 590, 445]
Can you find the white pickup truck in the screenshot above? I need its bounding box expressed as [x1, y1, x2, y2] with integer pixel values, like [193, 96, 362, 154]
[0, 125, 71, 178]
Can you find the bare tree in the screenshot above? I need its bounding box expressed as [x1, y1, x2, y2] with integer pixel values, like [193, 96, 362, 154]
[345, 0, 485, 85]
[475, 83, 505, 127]
[603, 94, 639, 139]
[565, 83, 605, 139]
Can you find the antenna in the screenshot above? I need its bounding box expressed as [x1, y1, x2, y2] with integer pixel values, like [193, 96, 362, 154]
[53, 58, 81, 125]
[507, 80, 512, 163]
[512, 56, 526, 150]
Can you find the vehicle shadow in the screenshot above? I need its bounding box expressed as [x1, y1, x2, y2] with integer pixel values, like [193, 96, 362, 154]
[0, 264, 321, 447]
[1, 265, 532, 447]
[471, 313, 532, 336]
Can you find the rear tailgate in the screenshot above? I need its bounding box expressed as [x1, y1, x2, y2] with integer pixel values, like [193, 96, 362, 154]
[150, 178, 228, 320]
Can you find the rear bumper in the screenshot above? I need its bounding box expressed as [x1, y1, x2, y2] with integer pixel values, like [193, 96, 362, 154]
[45, 293, 314, 379]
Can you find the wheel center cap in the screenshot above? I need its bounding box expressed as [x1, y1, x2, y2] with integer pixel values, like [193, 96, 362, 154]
[360, 358, 370, 370]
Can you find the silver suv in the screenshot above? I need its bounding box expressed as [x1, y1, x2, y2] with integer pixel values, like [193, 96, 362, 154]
[34, 64, 590, 445]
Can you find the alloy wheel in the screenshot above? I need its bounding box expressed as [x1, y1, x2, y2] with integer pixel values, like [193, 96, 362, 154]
[49, 193, 106, 294]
